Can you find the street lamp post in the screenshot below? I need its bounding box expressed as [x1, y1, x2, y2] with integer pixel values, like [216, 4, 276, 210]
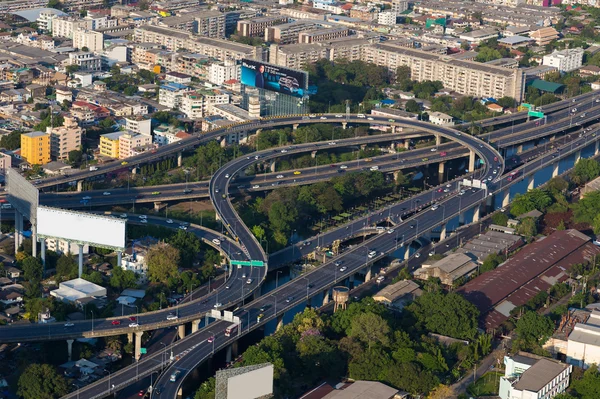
[300, 277, 310, 300]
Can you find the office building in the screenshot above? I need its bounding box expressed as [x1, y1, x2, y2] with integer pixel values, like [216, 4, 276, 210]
[52, 16, 90, 39]
[73, 29, 104, 52]
[265, 21, 319, 44]
[499, 354, 571, 399]
[99, 131, 123, 158]
[21, 131, 50, 165]
[298, 28, 350, 44]
[195, 11, 226, 38]
[48, 116, 82, 160]
[542, 48, 584, 72]
[362, 43, 526, 101]
[208, 59, 239, 85]
[237, 16, 288, 37]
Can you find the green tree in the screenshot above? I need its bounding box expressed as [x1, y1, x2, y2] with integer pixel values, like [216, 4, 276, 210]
[47, 0, 63, 10]
[349, 313, 390, 350]
[0, 129, 24, 150]
[405, 99, 420, 113]
[109, 267, 138, 291]
[168, 230, 200, 268]
[18, 363, 68, 399]
[480, 253, 503, 273]
[56, 255, 77, 280]
[406, 292, 479, 340]
[573, 191, 600, 225]
[21, 256, 43, 282]
[517, 217, 537, 238]
[510, 189, 552, 216]
[570, 364, 600, 399]
[82, 271, 103, 285]
[147, 242, 180, 284]
[65, 65, 80, 75]
[252, 225, 266, 241]
[124, 86, 138, 96]
[572, 158, 600, 186]
[194, 377, 216, 399]
[67, 149, 83, 165]
[395, 65, 411, 81]
[496, 97, 517, 109]
[516, 311, 554, 350]
[475, 47, 502, 62]
[491, 212, 509, 227]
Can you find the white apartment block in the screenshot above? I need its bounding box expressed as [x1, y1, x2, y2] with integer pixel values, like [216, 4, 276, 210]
[73, 29, 104, 52]
[208, 59, 239, 85]
[118, 132, 152, 159]
[542, 48, 584, 72]
[378, 12, 398, 26]
[67, 52, 102, 72]
[391, 0, 409, 14]
[362, 43, 526, 101]
[52, 16, 91, 39]
[84, 15, 117, 30]
[195, 11, 226, 38]
[46, 238, 89, 255]
[153, 125, 185, 146]
[125, 116, 152, 136]
[499, 354, 572, 399]
[180, 91, 230, 119]
[159, 82, 192, 109]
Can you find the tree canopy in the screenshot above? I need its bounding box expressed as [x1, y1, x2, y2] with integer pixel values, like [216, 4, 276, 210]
[571, 158, 600, 186]
[510, 189, 553, 216]
[18, 364, 68, 399]
[147, 242, 180, 283]
[515, 311, 554, 351]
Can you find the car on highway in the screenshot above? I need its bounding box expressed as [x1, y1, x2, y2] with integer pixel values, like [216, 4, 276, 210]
[387, 229, 395, 234]
[443, 188, 449, 193]
[328, 141, 336, 145]
[82, 196, 92, 200]
[212, 238, 221, 246]
[183, 188, 192, 194]
[257, 314, 264, 322]
[139, 215, 147, 219]
[129, 322, 139, 327]
[215, 188, 219, 193]
[309, 114, 316, 118]
[166, 313, 178, 321]
[437, 188, 443, 193]
[166, 219, 173, 224]
[207, 335, 215, 343]
[140, 219, 147, 224]
[281, 149, 288, 153]
[357, 114, 365, 118]
[415, 253, 421, 258]
[320, 116, 327, 120]
[370, 166, 379, 171]
[214, 303, 222, 308]
[294, 171, 301, 175]
[431, 205, 439, 211]
[429, 251, 435, 256]
[225, 174, 230, 178]
[120, 213, 128, 218]
[339, 165, 348, 169]
[339, 266, 347, 272]
[335, 114, 343, 117]
[103, 192, 111, 196]
[178, 225, 187, 230]
[334, 261, 343, 266]
[252, 185, 260, 189]
[246, 278, 253, 284]
[111, 320, 121, 325]
[276, 174, 284, 179]
[286, 296, 294, 303]
[367, 117, 374, 121]
[421, 157, 428, 161]
[152, 191, 160, 195]
[430, 148, 437, 152]
[64, 322, 74, 327]
[129, 316, 137, 322]
[365, 158, 372, 162]
[459, 190, 466, 195]
[440, 152, 447, 156]
[121, 161, 128, 165]
[138, 390, 145, 396]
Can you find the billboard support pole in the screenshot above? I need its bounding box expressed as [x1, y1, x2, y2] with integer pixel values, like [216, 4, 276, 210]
[78, 244, 84, 278]
[31, 223, 37, 258]
[40, 239, 46, 269]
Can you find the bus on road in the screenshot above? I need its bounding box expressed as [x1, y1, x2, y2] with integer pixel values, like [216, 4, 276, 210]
[225, 323, 238, 337]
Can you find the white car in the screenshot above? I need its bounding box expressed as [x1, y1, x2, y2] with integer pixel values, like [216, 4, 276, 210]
[246, 278, 253, 284]
[309, 114, 316, 118]
[446, 184, 451, 188]
[140, 219, 147, 224]
[276, 174, 284, 179]
[335, 114, 343, 118]
[339, 266, 347, 272]
[166, 219, 173, 224]
[166, 314, 178, 321]
[103, 192, 111, 196]
[320, 116, 327, 120]
[281, 149, 288, 153]
[367, 117, 374, 121]
[339, 165, 348, 169]
[429, 251, 435, 256]
[431, 205, 439, 211]
[225, 174, 230, 178]
[493, 170, 498, 174]
[415, 253, 421, 258]
[430, 148, 437, 152]
[139, 215, 147, 219]
[459, 190, 466, 195]
[129, 323, 139, 328]
[252, 185, 260, 189]
[178, 225, 187, 230]
[214, 303, 222, 308]
[120, 213, 128, 218]
[328, 142, 336, 145]
[82, 196, 92, 200]
[64, 322, 74, 327]
[387, 229, 394, 234]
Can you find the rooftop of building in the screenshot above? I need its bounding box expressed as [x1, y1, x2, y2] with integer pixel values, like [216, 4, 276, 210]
[373, 279, 422, 303]
[498, 35, 534, 45]
[22, 131, 47, 138]
[321, 381, 399, 399]
[513, 358, 569, 392]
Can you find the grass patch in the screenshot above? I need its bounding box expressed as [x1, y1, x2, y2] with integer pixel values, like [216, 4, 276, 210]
[467, 371, 503, 397]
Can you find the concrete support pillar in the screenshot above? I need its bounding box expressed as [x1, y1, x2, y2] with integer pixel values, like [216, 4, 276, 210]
[78, 244, 84, 278]
[517, 144, 523, 153]
[76, 180, 83, 192]
[404, 245, 411, 260]
[134, 331, 143, 361]
[178, 388, 183, 398]
[595, 140, 599, 156]
[225, 344, 232, 363]
[365, 266, 372, 282]
[178, 324, 186, 340]
[292, 123, 299, 130]
[270, 161, 276, 173]
[231, 340, 239, 358]
[360, 144, 367, 151]
[502, 190, 510, 208]
[404, 139, 410, 150]
[440, 223, 447, 241]
[276, 315, 283, 332]
[469, 149, 476, 172]
[390, 125, 396, 134]
[435, 134, 441, 147]
[31, 224, 37, 258]
[127, 333, 133, 344]
[527, 175, 535, 191]
[552, 162, 559, 178]
[131, 167, 137, 175]
[191, 319, 201, 334]
[473, 206, 480, 223]
[322, 289, 330, 305]
[575, 150, 581, 164]
[459, 212, 465, 226]
[393, 170, 403, 183]
[66, 339, 74, 362]
[177, 151, 182, 167]
[438, 161, 445, 184]
[153, 202, 161, 212]
[14, 210, 21, 254]
[311, 151, 317, 159]
[341, 122, 347, 130]
[40, 238, 46, 270]
[117, 251, 122, 267]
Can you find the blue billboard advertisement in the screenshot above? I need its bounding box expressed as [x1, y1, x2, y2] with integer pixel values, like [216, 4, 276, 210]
[240, 59, 308, 98]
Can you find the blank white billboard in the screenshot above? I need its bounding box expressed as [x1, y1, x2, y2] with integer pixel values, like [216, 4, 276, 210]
[37, 206, 126, 249]
[227, 364, 273, 399]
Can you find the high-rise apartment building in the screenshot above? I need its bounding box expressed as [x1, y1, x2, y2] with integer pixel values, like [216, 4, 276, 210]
[48, 116, 82, 160]
[21, 131, 50, 165]
[237, 16, 288, 37]
[73, 29, 104, 52]
[195, 11, 226, 38]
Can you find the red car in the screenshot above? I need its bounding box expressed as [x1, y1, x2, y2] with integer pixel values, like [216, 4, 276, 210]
[138, 390, 145, 396]
[111, 320, 121, 326]
[129, 316, 137, 322]
[207, 336, 215, 343]
[437, 188, 443, 193]
[440, 152, 447, 156]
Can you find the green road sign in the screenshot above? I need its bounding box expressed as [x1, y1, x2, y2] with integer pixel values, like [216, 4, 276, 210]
[522, 103, 533, 110]
[140, 348, 147, 354]
[231, 260, 265, 267]
[250, 260, 265, 267]
[528, 110, 544, 118]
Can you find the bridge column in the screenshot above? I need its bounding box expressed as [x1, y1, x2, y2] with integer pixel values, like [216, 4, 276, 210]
[517, 144, 523, 153]
[360, 144, 367, 151]
[66, 339, 74, 362]
[552, 162, 559, 178]
[191, 319, 201, 334]
[404, 139, 410, 150]
[595, 140, 599, 156]
[276, 315, 283, 332]
[311, 151, 317, 159]
[154, 202, 161, 212]
[127, 332, 133, 344]
[393, 170, 403, 183]
[575, 150, 581, 164]
[78, 244, 84, 278]
[438, 162, 445, 184]
[440, 223, 447, 241]
[31, 224, 37, 258]
[404, 245, 410, 260]
[134, 331, 143, 361]
[76, 180, 83, 192]
[322, 289, 330, 305]
[177, 152, 182, 167]
[232, 340, 239, 358]
[292, 123, 299, 130]
[341, 122, 347, 130]
[225, 344, 232, 363]
[473, 206, 481, 223]
[270, 161, 277, 173]
[527, 175, 535, 191]
[131, 167, 137, 175]
[364, 265, 372, 281]
[435, 134, 441, 147]
[469, 150, 476, 172]
[14, 210, 21, 254]
[502, 190, 510, 208]
[178, 324, 186, 340]
[459, 212, 465, 226]
[40, 238, 46, 270]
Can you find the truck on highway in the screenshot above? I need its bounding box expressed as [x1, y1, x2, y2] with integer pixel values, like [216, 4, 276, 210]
[170, 370, 181, 382]
[224, 323, 238, 337]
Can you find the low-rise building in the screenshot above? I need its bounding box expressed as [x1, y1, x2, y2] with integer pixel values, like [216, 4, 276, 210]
[21, 131, 50, 165]
[373, 279, 422, 310]
[529, 27, 559, 46]
[153, 124, 187, 146]
[99, 131, 124, 158]
[543, 48, 584, 73]
[458, 28, 498, 43]
[413, 253, 479, 286]
[158, 82, 191, 109]
[72, 29, 103, 52]
[51, 278, 107, 303]
[237, 16, 288, 37]
[125, 116, 152, 136]
[566, 310, 600, 368]
[499, 353, 572, 399]
[208, 59, 239, 85]
[429, 111, 454, 126]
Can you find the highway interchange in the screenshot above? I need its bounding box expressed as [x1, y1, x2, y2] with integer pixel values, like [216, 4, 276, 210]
[1, 92, 599, 398]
